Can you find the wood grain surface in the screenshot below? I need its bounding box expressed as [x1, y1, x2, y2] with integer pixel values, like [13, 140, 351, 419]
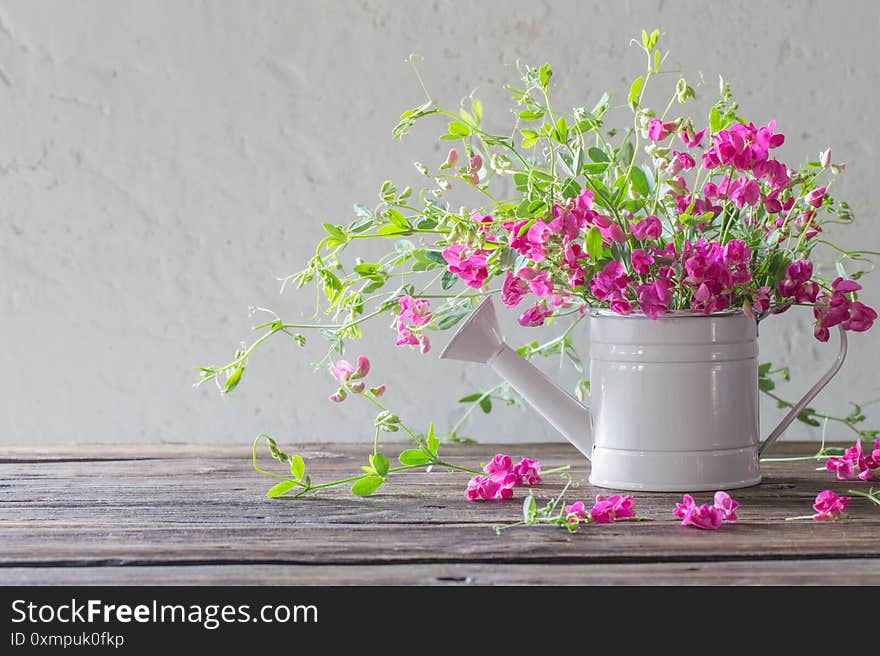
[1, 442, 877, 585]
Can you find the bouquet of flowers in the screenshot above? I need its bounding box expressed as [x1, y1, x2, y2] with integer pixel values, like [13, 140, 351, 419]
[198, 30, 877, 502]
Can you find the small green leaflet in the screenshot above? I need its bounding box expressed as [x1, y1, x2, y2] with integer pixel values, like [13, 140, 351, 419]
[628, 76, 644, 110]
[351, 475, 384, 496]
[290, 455, 305, 480]
[587, 147, 609, 163]
[370, 452, 390, 477]
[630, 166, 650, 197]
[223, 367, 244, 394]
[266, 480, 297, 498]
[585, 226, 602, 260]
[398, 449, 432, 466]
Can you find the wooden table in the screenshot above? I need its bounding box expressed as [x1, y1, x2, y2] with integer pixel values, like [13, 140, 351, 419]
[2, 442, 878, 585]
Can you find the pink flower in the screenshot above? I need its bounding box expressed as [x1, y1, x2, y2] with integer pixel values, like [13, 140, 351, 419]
[442, 244, 489, 289]
[805, 186, 826, 208]
[636, 278, 673, 319]
[648, 119, 676, 141]
[526, 220, 552, 262]
[564, 501, 588, 523]
[354, 356, 370, 378]
[679, 126, 707, 148]
[484, 453, 513, 481]
[713, 491, 739, 522]
[674, 493, 736, 530]
[590, 261, 630, 302]
[513, 458, 542, 485]
[330, 359, 355, 382]
[812, 490, 850, 522]
[667, 151, 697, 175]
[396, 296, 432, 349]
[501, 270, 529, 308]
[631, 248, 655, 275]
[466, 475, 501, 501]
[721, 239, 751, 267]
[820, 148, 832, 168]
[419, 335, 431, 354]
[844, 302, 878, 333]
[590, 494, 636, 524]
[674, 495, 724, 530]
[517, 267, 554, 297]
[826, 457, 855, 481]
[443, 148, 459, 168]
[469, 154, 482, 172]
[728, 176, 761, 208]
[518, 301, 554, 327]
[631, 215, 662, 241]
[593, 214, 627, 243]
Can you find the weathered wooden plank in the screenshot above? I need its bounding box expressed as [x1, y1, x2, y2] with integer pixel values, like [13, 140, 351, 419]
[2, 559, 879, 586]
[2, 521, 879, 566]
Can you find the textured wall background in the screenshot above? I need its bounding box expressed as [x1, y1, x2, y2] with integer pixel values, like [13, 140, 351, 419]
[1, 0, 878, 444]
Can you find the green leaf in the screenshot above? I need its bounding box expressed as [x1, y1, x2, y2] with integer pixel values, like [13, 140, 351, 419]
[266, 480, 297, 498]
[471, 99, 483, 123]
[351, 475, 384, 497]
[539, 63, 552, 89]
[426, 422, 439, 456]
[796, 409, 821, 427]
[377, 225, 407, 237]
[520, 129, 539, 149]
[322, 223, 347, 241]
[630, 166, 650, 197]
[709, 106, 722, 133]
[628, 76, 644, 110]
[458, 393, 483, 402]
[582, 162, 609, 175]
[587, 147, 609, 163]
[758, 378, 775, 392]
[385, 208, 410, 229]
[223, 366, 244, 394]
[398, 449, 432, 466]
[585, 226, 602, 260]
[448, 121, 471, 137]
[522, 494, 537, 524]
[370, 452, 390, 477]
[518, 109, 545, 121]
[591, 92, 610, 118]
[440, 271, 458, 290]
[758, 362, 772, 377]
[435, 309, 470, 330]
[290, 455, 305, 480]
[479, 396, 492, 413]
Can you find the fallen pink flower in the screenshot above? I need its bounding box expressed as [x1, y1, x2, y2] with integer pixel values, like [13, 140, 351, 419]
[590, 494, 636, 524]
[674, 492, 737, 530]
[812, 490, 850, 521]
[713, 491, 739, 522]
[564, 501, 588, 523]
[514, 457, 542, 485]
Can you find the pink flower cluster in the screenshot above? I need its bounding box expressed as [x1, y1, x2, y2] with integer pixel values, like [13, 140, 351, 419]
[328, 356, 383, 402]
[825, 438, 880, 482]
[674, 491, 739, 530]
[812, 277, 877, 342]
[466, 454, 543, 501]
[812, 490, 850, 522]
[395, 295, 432, 354]
[565, 494, 636, 525]
[442, 244, 489, 289]
[701, 120, 785, 171]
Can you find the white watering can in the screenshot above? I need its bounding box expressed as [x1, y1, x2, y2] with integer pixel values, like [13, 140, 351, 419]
[440, 296, 847, 491]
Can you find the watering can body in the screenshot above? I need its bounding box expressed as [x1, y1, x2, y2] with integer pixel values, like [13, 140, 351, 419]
[441, 296, 847, 492]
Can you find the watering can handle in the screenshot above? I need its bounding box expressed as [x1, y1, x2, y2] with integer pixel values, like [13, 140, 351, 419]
[758, 325, 847, 457]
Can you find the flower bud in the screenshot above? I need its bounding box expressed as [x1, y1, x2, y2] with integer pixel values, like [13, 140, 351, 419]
[350, 381, 365, 393]
[369, 384, 386, 397]
[419, 335, 431, 354]
[442, 148, 459, 169]
[328, 388, 347, 403]
[470, 171, 480, 185]
[355, 355, 370, 378]
[469, 154, 482, 172]
[819, 148, 831, 168]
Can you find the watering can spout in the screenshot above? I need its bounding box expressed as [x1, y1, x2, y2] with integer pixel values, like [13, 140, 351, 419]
[440, 296, 593, 459]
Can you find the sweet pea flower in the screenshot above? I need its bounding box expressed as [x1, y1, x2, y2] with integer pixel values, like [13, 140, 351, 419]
[826, 456, 855, 480]
[820, 148, 832, 168]
[674, 492, 738, 529]
[636, 278, 673, 319]
[667, 150, 697, 175]
[396, 296, 432, 350]
[330, 359, 356, 382]
[442, 244, 489, 289]
[805, 186, 826, 208]
[442, 148, 459, 168]
[590, 494, 636, 524]
[648, 119, 677, 141]
[514, 458, 542, 485]
[518, 301, 554, 327]
[631, 249, 655, 275]
[564, 501, 588, 523]
[631, 215, 662, 241]
[811, 490, 850, 521]
[466, 453, 543, 501]
[517, 267, 554, 297]
[679, 126, 707, 149]
[713, 491, 739, 522]
[501, 270, 528, 308]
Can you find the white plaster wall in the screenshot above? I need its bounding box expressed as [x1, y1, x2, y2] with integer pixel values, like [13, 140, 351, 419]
[1, 0, 878, 444]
